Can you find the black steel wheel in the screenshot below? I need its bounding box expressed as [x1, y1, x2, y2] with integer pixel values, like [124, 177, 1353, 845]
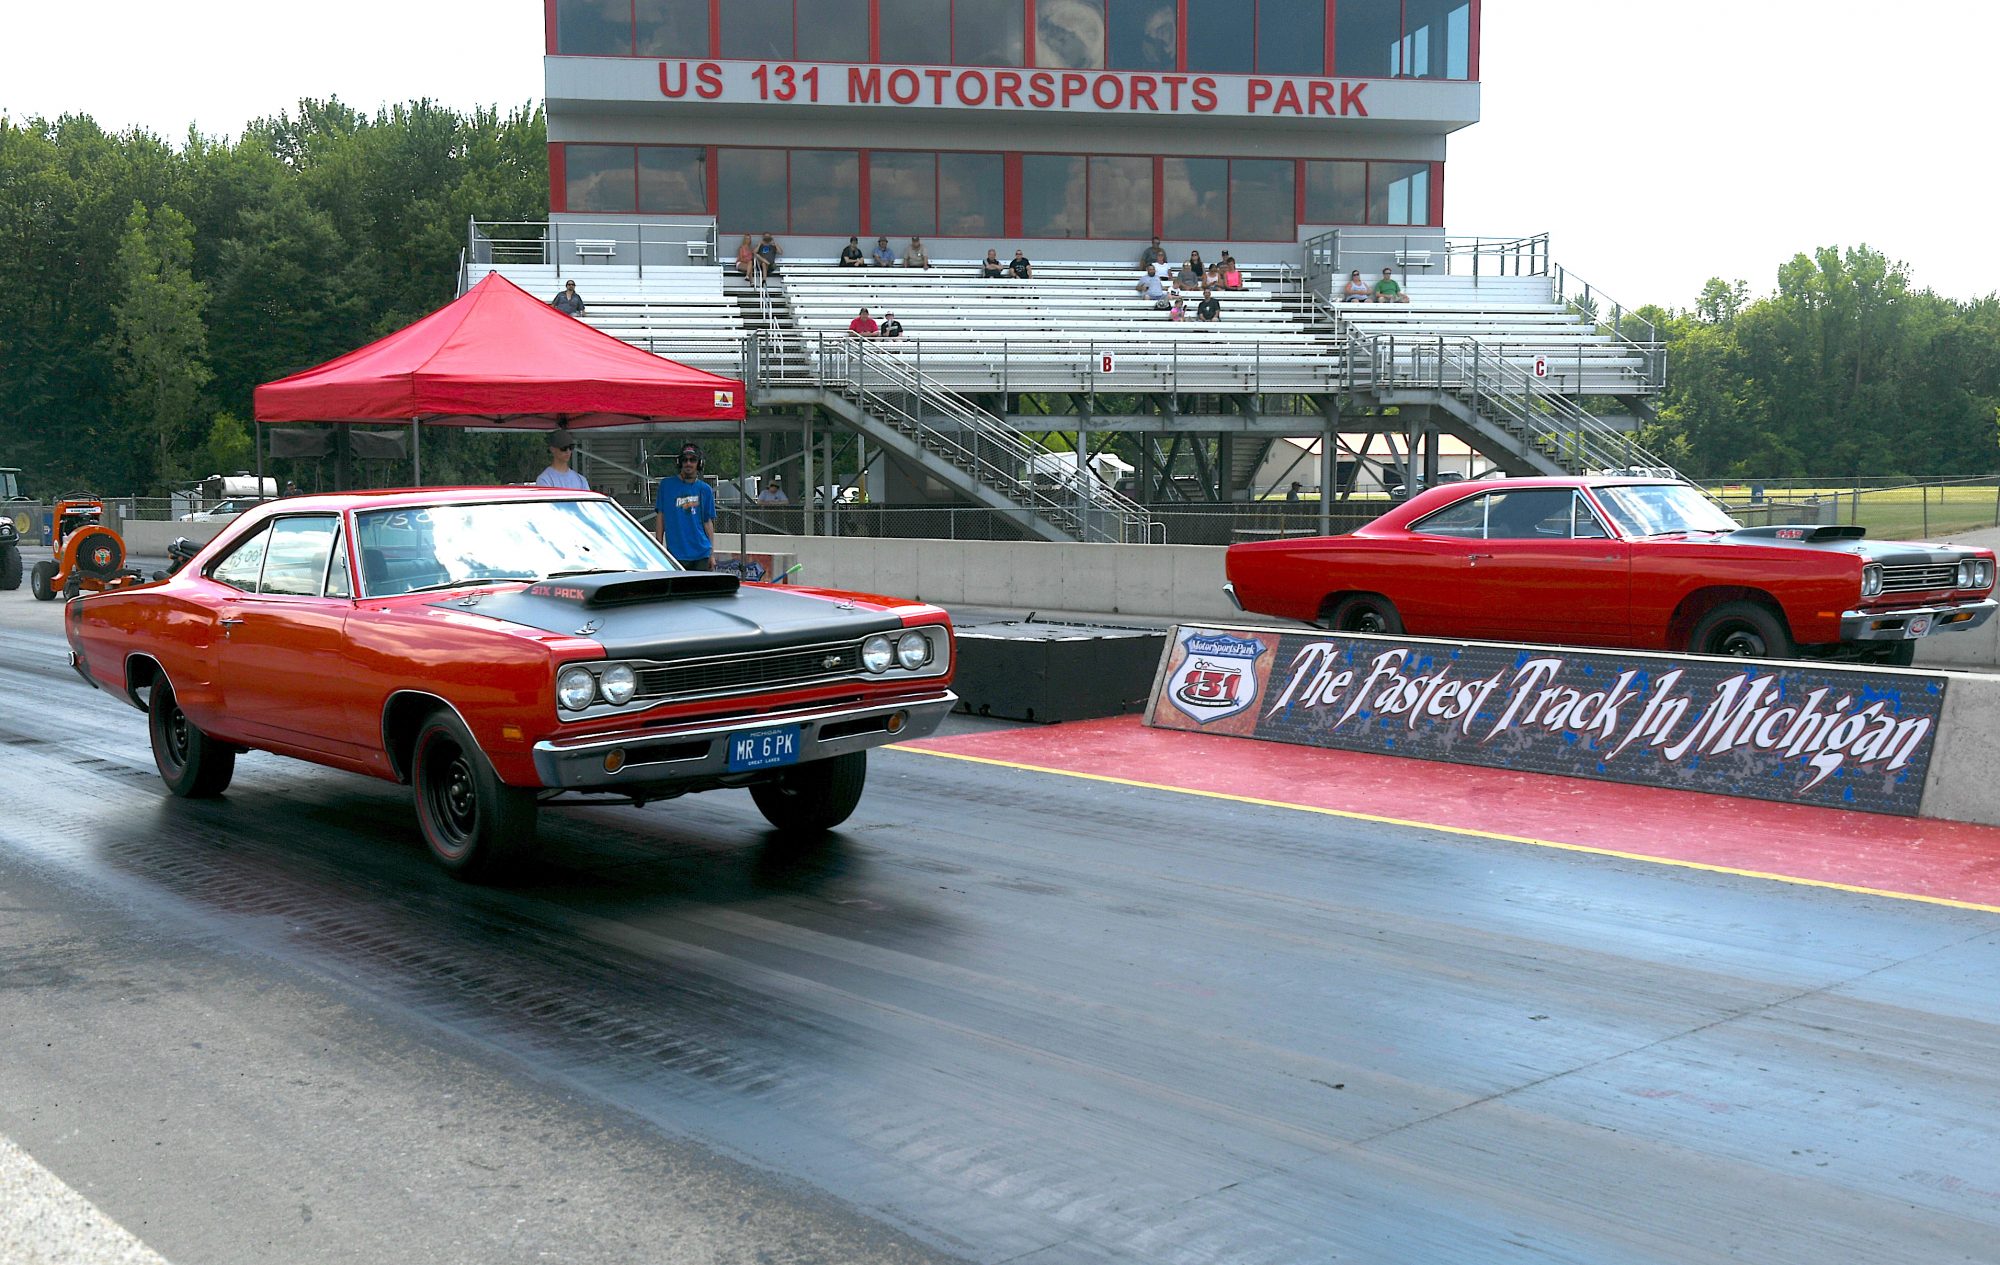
[0, 543, 19, 591]
[29, 560, 56, 602]
[1321, 594, 1405, 636]
[1879, 640, 1918, 668]
[411, 709, 539, 880]
[1689, 601, 1794, 660]
[148, 677, 236, 798]
[750, 751, 868, 835]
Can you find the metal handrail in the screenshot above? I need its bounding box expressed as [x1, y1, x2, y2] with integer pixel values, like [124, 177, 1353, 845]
[797, 334, 1156, 544]
[1552, 264, 1666, 388]
[1351, 330, 1680, 477]
[1442, 234, 1551, 278]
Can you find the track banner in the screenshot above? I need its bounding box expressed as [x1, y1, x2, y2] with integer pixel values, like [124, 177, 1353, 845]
[1146, 625, 1949, 816]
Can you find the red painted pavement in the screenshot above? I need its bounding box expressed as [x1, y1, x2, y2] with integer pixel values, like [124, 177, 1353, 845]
[903, 715, 2000, 910]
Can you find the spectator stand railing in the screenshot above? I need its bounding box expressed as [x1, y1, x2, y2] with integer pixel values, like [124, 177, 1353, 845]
[1304, 230, 1549, 298]
[467, 218, 720, 279]
[1552, 264, 1667, 391]
[1350, 330, 1679, 477]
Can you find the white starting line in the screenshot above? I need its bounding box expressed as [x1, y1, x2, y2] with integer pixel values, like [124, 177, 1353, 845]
[0, 1133, 170, 1265]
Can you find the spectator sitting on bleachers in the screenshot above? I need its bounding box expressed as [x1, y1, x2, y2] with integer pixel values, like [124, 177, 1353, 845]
[1168, 295, 1187, 321]
[840, 236, 866, 267]
[1372, 267, 1411, 304]
[1137, 268, 1171, 309]
[1197, 285, 1222, 322]
[905, 237, 931, 268]
[1177, 251, 1205, 290]
[1340, 269, 1373, 302]
[733, 234, 755, 278]
[879, 311, 905, 338]
[755, 234, 782, 281]
[1141, 237, 1168, 269]
[550, 280, 585, 316]
[1220, 253, 1244, 290]
[848, 307, 880, 336]
[1009, 250, 1034, 279]
[871, 236, 896, 266]
[981, 249, 1007, 278]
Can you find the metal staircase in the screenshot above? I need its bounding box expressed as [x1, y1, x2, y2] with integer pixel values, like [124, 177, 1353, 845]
[754, 333, 1157, 544]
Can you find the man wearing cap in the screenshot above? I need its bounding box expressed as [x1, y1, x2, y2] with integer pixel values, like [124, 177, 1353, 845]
[655, 444, 716, 569]
[535, 431, 590, 489]
[871, 236, 896, 267]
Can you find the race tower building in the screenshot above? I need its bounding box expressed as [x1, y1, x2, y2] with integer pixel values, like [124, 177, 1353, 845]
[541, 0, 1478, 267]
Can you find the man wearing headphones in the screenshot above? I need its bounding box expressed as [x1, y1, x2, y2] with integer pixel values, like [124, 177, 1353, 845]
[656, 443, 716, 570]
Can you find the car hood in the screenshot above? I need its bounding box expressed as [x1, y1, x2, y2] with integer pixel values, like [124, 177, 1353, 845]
[1712, 525, 1987, 565]
[429, 571, 905, 657]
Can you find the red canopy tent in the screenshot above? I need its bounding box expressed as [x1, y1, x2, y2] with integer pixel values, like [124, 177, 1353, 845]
[254, 272, 746, 433]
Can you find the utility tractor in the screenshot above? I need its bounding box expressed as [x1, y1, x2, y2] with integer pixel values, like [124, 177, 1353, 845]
[0, 467, 27, 591]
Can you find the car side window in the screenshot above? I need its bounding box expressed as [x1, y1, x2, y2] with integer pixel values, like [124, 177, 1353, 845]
[325, 531, 353, 598]
[1410, 495, 1489, 538]
[260, 516, 341, 597]
[1574, 495, 1610, 540]
[1484, 489, 1578, 540]
[209, 527, 271, 592]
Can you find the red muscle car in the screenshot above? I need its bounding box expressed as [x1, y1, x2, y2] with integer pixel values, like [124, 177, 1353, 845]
[65, 488, 956, 879]
[1225, 477, 1997, 664]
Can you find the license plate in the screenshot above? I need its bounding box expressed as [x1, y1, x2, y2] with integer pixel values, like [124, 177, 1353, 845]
[1906, 615, 1934, 639]
[727, 725, 801, 771]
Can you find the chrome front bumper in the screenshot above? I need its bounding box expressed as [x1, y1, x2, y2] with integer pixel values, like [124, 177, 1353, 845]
[1839, 598, 1997, 642]
[530, 689, 958, 790]
[1222, 582, 1243, 612]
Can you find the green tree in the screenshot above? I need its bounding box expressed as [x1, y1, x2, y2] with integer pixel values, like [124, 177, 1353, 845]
[108, 203, 212, 492]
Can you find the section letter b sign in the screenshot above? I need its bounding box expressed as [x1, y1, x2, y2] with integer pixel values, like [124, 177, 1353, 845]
[1100, 352, 1116, 375]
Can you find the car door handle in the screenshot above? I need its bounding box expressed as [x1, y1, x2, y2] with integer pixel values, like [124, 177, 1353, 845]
[1467, 552, 1495, 563]
[218, 616, 246, 635]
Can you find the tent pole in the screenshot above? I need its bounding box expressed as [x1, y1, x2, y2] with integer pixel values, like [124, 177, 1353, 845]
[255, 422, 264, 493]
[411, 419, 422, 485]
[737, 418, 748, 563]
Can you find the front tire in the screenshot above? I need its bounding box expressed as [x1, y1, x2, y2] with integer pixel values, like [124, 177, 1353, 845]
[0, 544, 20, 591]
[1688, 601, 1794, 659]
[29, 560, 56, 602]
[750, 751, 867, 835]
[1320, 593, 1404, 635]
[411, 709, 539, 880]
[149, 678, 236, 798]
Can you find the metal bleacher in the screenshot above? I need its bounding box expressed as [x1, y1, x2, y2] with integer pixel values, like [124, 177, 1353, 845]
[777, 260, 1341, 394]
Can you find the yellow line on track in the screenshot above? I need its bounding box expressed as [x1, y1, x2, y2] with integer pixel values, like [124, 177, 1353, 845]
[888, 744, 2000, 916]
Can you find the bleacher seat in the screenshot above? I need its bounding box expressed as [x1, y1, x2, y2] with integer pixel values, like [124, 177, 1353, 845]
[468, 263, 745, 374]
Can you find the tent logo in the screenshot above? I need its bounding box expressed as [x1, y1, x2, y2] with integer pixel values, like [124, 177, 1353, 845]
[714, 390, 735, 410]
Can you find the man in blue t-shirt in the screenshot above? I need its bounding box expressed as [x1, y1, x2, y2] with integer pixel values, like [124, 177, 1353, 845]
[655, 444, 716, 570]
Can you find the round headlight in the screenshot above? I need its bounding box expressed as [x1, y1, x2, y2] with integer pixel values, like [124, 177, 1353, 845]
[896, 631, 931, 670]
[557, 665, 598, 712]
[1861, 564, 1883, 598]
[1958, 561, 1977, 589]
[861, 635, 894, 673]
[600, 663, 638, 706]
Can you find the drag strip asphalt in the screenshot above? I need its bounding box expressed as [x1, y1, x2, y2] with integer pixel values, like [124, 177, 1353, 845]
[3, 603, 1999, 1264]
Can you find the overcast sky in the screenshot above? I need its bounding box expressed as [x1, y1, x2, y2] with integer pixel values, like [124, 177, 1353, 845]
[6, 1, 1996, 308]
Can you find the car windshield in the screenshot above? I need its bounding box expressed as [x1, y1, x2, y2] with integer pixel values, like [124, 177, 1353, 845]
[353, 498, 674, 597]
[1592, 483, 1741, 537]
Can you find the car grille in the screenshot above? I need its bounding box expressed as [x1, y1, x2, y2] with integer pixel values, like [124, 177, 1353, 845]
[633, 641, 864, 703]
[1881, 563, 1959, 593]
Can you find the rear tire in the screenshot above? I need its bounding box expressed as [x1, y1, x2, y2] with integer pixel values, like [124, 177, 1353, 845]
[751, 751, 868, 835]
[1688, 601, 1794, 659]
[1320, 593, 1405, 635]
[148, 678, 236, 798]
[29, 560, 55, 602]
[0, 544, 19, 591]
[411, 708, 539, 881]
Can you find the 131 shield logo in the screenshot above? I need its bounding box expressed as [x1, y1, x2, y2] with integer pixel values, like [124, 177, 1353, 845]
[1168, 631, 1269, 723]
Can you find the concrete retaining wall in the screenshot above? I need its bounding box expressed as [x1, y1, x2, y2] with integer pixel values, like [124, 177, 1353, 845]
[736, 534, 1237, 620]
[1918, 671, 2000, 827]
[122, 520, 226, 557]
